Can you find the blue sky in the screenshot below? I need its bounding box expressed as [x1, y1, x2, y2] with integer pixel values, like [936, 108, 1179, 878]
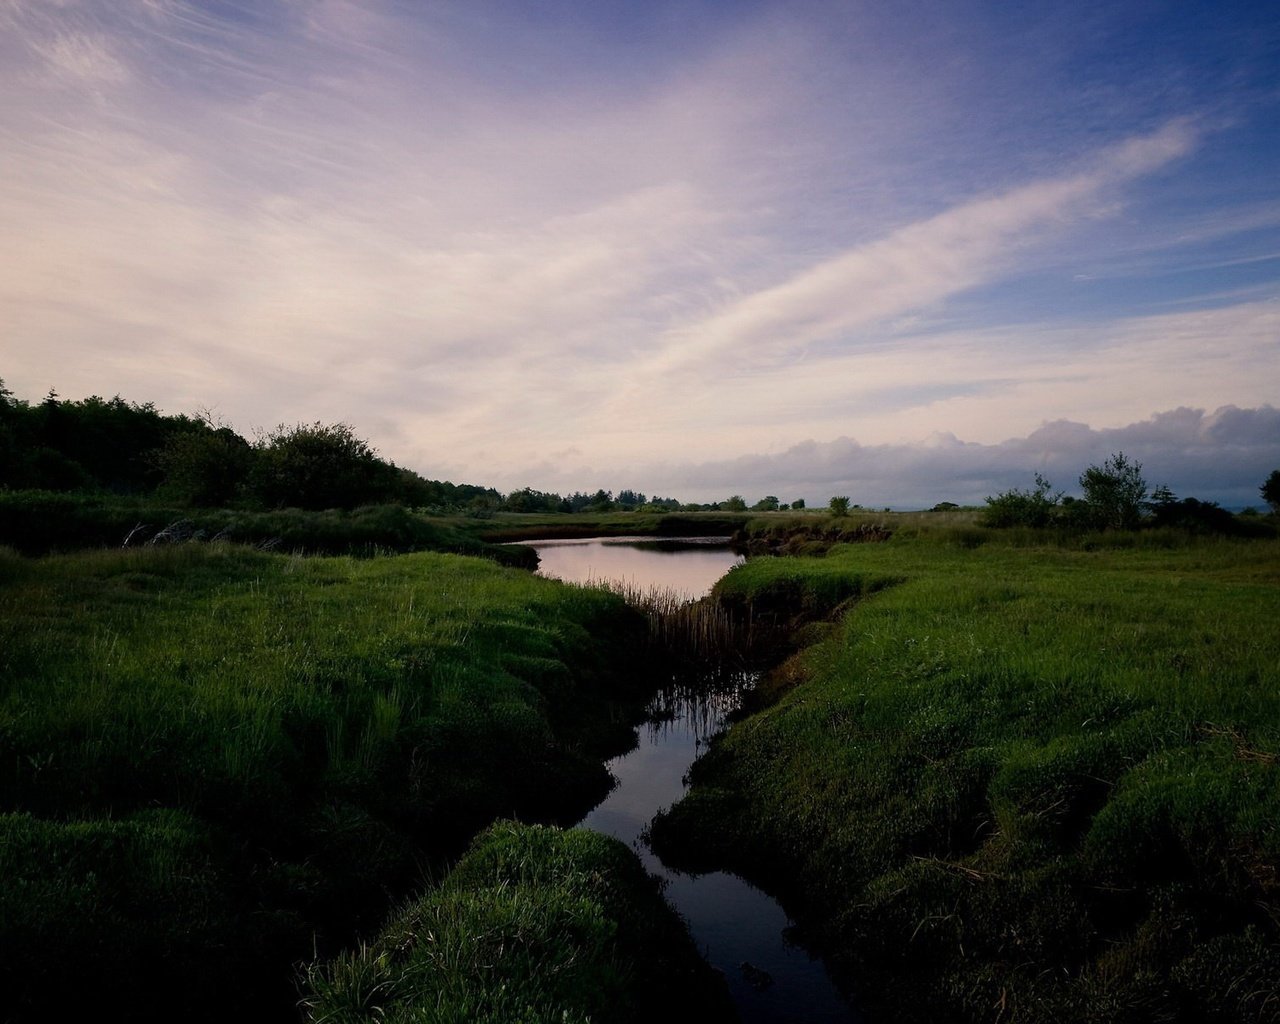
[3, 0, 1277, 505]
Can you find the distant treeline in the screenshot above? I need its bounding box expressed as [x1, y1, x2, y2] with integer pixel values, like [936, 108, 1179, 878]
[0, 380, 809, 515]
[982, 452, 1277, 536]
[0, 381, 499, 511]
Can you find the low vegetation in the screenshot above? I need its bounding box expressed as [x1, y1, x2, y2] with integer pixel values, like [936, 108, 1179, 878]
[0, 489, 537, 563]
[651, 533, 1280, 1023]
[302, 821, 732, 1023]
[0, 543, 654, 1021]
[465, 510, 751, 544]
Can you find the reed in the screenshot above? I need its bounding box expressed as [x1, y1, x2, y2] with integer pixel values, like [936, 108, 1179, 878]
[581, 578, 756, 669]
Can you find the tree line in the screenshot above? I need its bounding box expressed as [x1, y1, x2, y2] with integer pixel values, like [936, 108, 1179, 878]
[0, 382, 498, 511]
[983, 452, 1277, 533]
[0, 381, 800, 515]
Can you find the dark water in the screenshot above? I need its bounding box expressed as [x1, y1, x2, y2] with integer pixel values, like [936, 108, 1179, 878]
[527, 537, 858, 1023]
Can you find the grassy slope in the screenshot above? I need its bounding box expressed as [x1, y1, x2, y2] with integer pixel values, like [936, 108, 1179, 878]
[652, 535, 1280, 1023]
[0, 544, 649, 1021]
[303, 821, 733, 1024]
[0, 490, 535, 564]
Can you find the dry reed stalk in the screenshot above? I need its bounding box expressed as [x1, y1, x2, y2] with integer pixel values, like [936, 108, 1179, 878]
[579, 578, 754, 664]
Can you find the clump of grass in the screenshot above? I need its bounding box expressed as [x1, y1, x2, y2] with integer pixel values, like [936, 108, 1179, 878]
[300, 821, 733, 1024]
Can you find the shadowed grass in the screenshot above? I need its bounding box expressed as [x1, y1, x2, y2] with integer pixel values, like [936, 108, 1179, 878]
[0, 543, 650, 1021]
[301, 821, 733, 1024]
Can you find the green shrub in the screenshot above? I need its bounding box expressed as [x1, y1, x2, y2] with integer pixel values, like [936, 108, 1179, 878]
[980, 473, 1060, 527]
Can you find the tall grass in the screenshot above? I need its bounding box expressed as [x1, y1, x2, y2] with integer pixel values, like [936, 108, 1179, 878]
[651, 534, 1280, 1022]
[588, 579, 749, 665]
[0, 543, 651, 1021]
[300, 822, 733, 1024]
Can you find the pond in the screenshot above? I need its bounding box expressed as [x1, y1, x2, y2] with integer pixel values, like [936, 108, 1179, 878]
[526, 537, 860, 1023]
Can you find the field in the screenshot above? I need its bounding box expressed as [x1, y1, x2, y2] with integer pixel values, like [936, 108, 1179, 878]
[0, 542, 699, 1021]
[653, 532, 1280, 1022]
[4, 515, 1279, 1022]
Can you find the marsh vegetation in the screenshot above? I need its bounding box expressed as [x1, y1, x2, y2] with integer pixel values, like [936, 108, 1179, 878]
[652, 532, 1280, 1022]
[5, 380, 1280, 1022]
[0, 543, 699, 1020]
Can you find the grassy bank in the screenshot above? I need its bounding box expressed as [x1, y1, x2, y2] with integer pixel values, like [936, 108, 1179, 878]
[0, 490, 534, 565]
[0, 544, 653, 1021]
[651, 534, 1280, 1022]
[464, 510, 751, 543]
[303, 821, 733, 1023]
[0, 489, 759, 563]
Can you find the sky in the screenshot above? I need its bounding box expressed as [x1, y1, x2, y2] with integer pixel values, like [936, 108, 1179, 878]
[3, 0, 1278, 507]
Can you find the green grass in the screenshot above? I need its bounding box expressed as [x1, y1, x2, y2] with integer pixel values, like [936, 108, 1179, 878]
[0, 489, 535, 564]
[302, 821, 733, 1024]
[0, 543, 651, 1021]
[651, 534, 1280, 1023]
[463, 510, 750, 543]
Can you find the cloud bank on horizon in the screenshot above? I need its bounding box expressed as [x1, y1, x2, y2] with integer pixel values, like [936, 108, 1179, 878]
[2, 0, 1278, 505]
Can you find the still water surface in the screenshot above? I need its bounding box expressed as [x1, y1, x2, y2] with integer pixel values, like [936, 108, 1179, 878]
[528, 535, 744, 601]
[527, 537, 858, 1023]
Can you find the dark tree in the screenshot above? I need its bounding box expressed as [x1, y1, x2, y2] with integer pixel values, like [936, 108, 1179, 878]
[1080, 452, 1147, 530]
[156, 424, 253, 506]
[252, 422, 396, 510]
[502, 487, 564, 513]
[1263, 470, 1280, 515]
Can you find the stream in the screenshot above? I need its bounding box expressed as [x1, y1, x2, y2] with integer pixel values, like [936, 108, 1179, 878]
[528, 537, 859, 1023]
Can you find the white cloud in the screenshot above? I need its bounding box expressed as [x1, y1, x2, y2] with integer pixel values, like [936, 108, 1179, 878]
[31, 31, 130, 84]
[528, 405, 1280, 509]
[633, 120, 1200, 381]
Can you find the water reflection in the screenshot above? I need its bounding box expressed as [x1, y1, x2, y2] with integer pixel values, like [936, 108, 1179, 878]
[531, 536, 858, 1022]
[526, 536, 743, 601]
[580, 678, 857, 1024]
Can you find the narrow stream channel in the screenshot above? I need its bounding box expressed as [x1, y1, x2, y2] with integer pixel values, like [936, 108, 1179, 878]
[528, 537, 860, 1023]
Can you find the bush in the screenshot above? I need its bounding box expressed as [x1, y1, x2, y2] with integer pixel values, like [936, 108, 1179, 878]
[980, 473, 1060, 527]
[253, 422, 398, 510]
[1079, 452, 1147, 530]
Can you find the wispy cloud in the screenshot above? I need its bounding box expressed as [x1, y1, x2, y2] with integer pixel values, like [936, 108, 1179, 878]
[636, 120, 1201, 380]
[2, 2, 1277, 500]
